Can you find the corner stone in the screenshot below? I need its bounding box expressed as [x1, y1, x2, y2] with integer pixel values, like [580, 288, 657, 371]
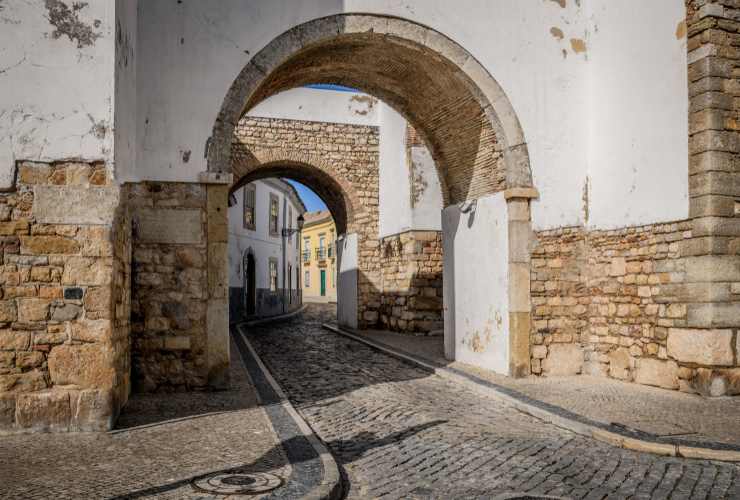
[634, 358, 679, 390]
[667, 328, 734, 366]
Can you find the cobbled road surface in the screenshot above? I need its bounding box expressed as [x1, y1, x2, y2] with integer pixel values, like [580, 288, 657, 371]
[244, 305, 740, 500]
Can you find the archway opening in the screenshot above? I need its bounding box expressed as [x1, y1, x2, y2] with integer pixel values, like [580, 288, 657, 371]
[213, 14, 536, 378]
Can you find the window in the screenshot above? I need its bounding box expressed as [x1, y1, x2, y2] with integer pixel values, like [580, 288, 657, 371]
[303, 237, 310, 262]
[243, 184, 256, 230]
[269, 258, 278, 292]
[304, 269, 310, 287]
[269, 193, 279, 236]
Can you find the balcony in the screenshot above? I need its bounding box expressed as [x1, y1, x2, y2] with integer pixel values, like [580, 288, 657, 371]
[302, 250, 311, 263]
[327, 244, 334, 259]
[315, 247, 327, 261]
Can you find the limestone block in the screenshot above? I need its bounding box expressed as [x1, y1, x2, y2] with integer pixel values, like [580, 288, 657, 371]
[0, 220, 30, 236]
[17, 298, 50, 322]
[62, 257, 112, 286]
[16, 390, 71, 432]
[0, 301, 17, 322]
[48, 344, 115, 389]
[667, 328, 734, 366]
[0, 393, 15, 427]
[634, 358, 679, 390]
[610, 257, 626, 277]
[71, 320, 111, 343]
[0, 370, 47, 393]
[608, 348, 633, 381]
[542, 344, 584, 376]
[20, 236, 79, 255]
[16, 351, 43, 369]
[0, 330, 29, 350]
[531, 345, 548, 359]
[583, 361, 608, 377]
[71, 389, 114, 431]
[136, 208, 204, 244]
[33, 186, 120, 225]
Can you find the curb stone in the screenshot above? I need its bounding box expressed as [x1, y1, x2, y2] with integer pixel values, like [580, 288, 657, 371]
[323, 323, 740, 463]
[232, 304, 309, 327]
[234, 324, 343, 499]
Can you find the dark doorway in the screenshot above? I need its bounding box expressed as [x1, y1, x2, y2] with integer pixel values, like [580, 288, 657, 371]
[244, 251, 256, 316]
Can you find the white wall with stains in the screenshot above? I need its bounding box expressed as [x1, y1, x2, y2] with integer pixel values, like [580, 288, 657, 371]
[129, 0, 689, 231]
[586, 0, 689, 228]
[443, 193, 510, 374]
[114, 0, 137, 181]
[0, 1, 690, 232]
[247, 87, 379, 126]
[0, 0, 115, 188]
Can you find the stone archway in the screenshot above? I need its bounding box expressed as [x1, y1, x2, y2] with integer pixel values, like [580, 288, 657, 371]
[206, 14, 538, 379]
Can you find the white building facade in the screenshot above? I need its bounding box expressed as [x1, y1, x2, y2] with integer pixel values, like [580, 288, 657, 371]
[228, 179, 305, 320]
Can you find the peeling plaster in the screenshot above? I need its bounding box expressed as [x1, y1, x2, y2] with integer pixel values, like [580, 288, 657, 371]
[675, 20, 687, 40]
[548, 0, 566, 8]
[348, 94, 377, 116]
[550, 27, 564, 41]
[570, 38, 587, 54]
[44, 0, 101, 49]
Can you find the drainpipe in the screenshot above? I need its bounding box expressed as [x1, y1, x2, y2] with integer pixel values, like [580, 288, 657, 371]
[282, 195, 287, 314]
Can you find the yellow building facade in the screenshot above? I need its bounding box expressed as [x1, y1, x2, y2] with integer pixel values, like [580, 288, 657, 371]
[300, 210, 337, 302]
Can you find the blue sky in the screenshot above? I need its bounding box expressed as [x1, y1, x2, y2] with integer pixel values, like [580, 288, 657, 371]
[287, 179, 328, 212]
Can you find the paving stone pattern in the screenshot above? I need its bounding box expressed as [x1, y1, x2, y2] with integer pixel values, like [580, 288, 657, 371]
[352, 328, 740, 447]
[246, 305, 740, 499]
[0, 338, 290, 499]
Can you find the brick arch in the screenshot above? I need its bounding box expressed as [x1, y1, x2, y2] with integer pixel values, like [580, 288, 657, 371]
[230, 144, 363, 235]
[209, 13, 533, 205]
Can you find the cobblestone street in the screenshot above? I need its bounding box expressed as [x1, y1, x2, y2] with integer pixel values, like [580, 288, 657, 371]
[246, 304, 740, 499]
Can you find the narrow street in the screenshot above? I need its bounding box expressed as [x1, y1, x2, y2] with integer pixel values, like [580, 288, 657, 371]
[245, 304, 740, 500]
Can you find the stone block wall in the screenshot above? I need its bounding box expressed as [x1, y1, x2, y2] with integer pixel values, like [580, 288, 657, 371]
[0, 162, 128, 432]
[531, 221, 739, 395]
[378, 230, 443, 334]
[233, 117, 383, 328]
[127, 182, 210, 393]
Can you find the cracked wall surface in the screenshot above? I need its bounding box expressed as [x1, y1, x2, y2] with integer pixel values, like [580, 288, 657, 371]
[0, 1, 115, 190]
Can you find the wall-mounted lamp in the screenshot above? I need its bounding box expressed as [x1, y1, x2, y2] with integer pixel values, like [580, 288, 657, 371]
[282, 213, 305, 236]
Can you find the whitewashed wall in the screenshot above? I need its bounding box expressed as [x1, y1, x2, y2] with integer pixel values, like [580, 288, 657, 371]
[228, 179, 303, 290]
[129, 0, 688, 231]
[443, 193, 511, 374]
[0, 0, 115, 188]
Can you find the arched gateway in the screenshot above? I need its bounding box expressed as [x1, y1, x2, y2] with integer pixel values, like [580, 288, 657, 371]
[200, 14, 538, 387]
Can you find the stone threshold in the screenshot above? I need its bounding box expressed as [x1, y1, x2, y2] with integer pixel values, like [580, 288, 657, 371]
[233, 323, 343, 499]
[323, 323, 740, 463]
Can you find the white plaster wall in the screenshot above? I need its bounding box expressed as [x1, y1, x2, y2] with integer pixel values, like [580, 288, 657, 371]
[586, 0, 689, 228]
[114, 0, 137, 181]
[442, 194, 510, 374]
[131, 0, 690, 231]
[0, 0, 115, 188]
[247, 87, 379, 126]
[336, 233, 358, 330]
[409, 145, 443, 232]
[228, 179, 302, 289]
[378, 103, 412, 237]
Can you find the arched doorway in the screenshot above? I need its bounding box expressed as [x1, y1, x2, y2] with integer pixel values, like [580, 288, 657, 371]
[206, 14, 538, 381]
[229, 156, 363, 330]
[243, 250, 256, 317]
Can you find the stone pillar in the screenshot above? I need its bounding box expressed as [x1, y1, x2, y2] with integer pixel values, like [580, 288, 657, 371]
[677, 1, 740, 395]
[204, 174, 231, 390]
[505, 188, 538, 377]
